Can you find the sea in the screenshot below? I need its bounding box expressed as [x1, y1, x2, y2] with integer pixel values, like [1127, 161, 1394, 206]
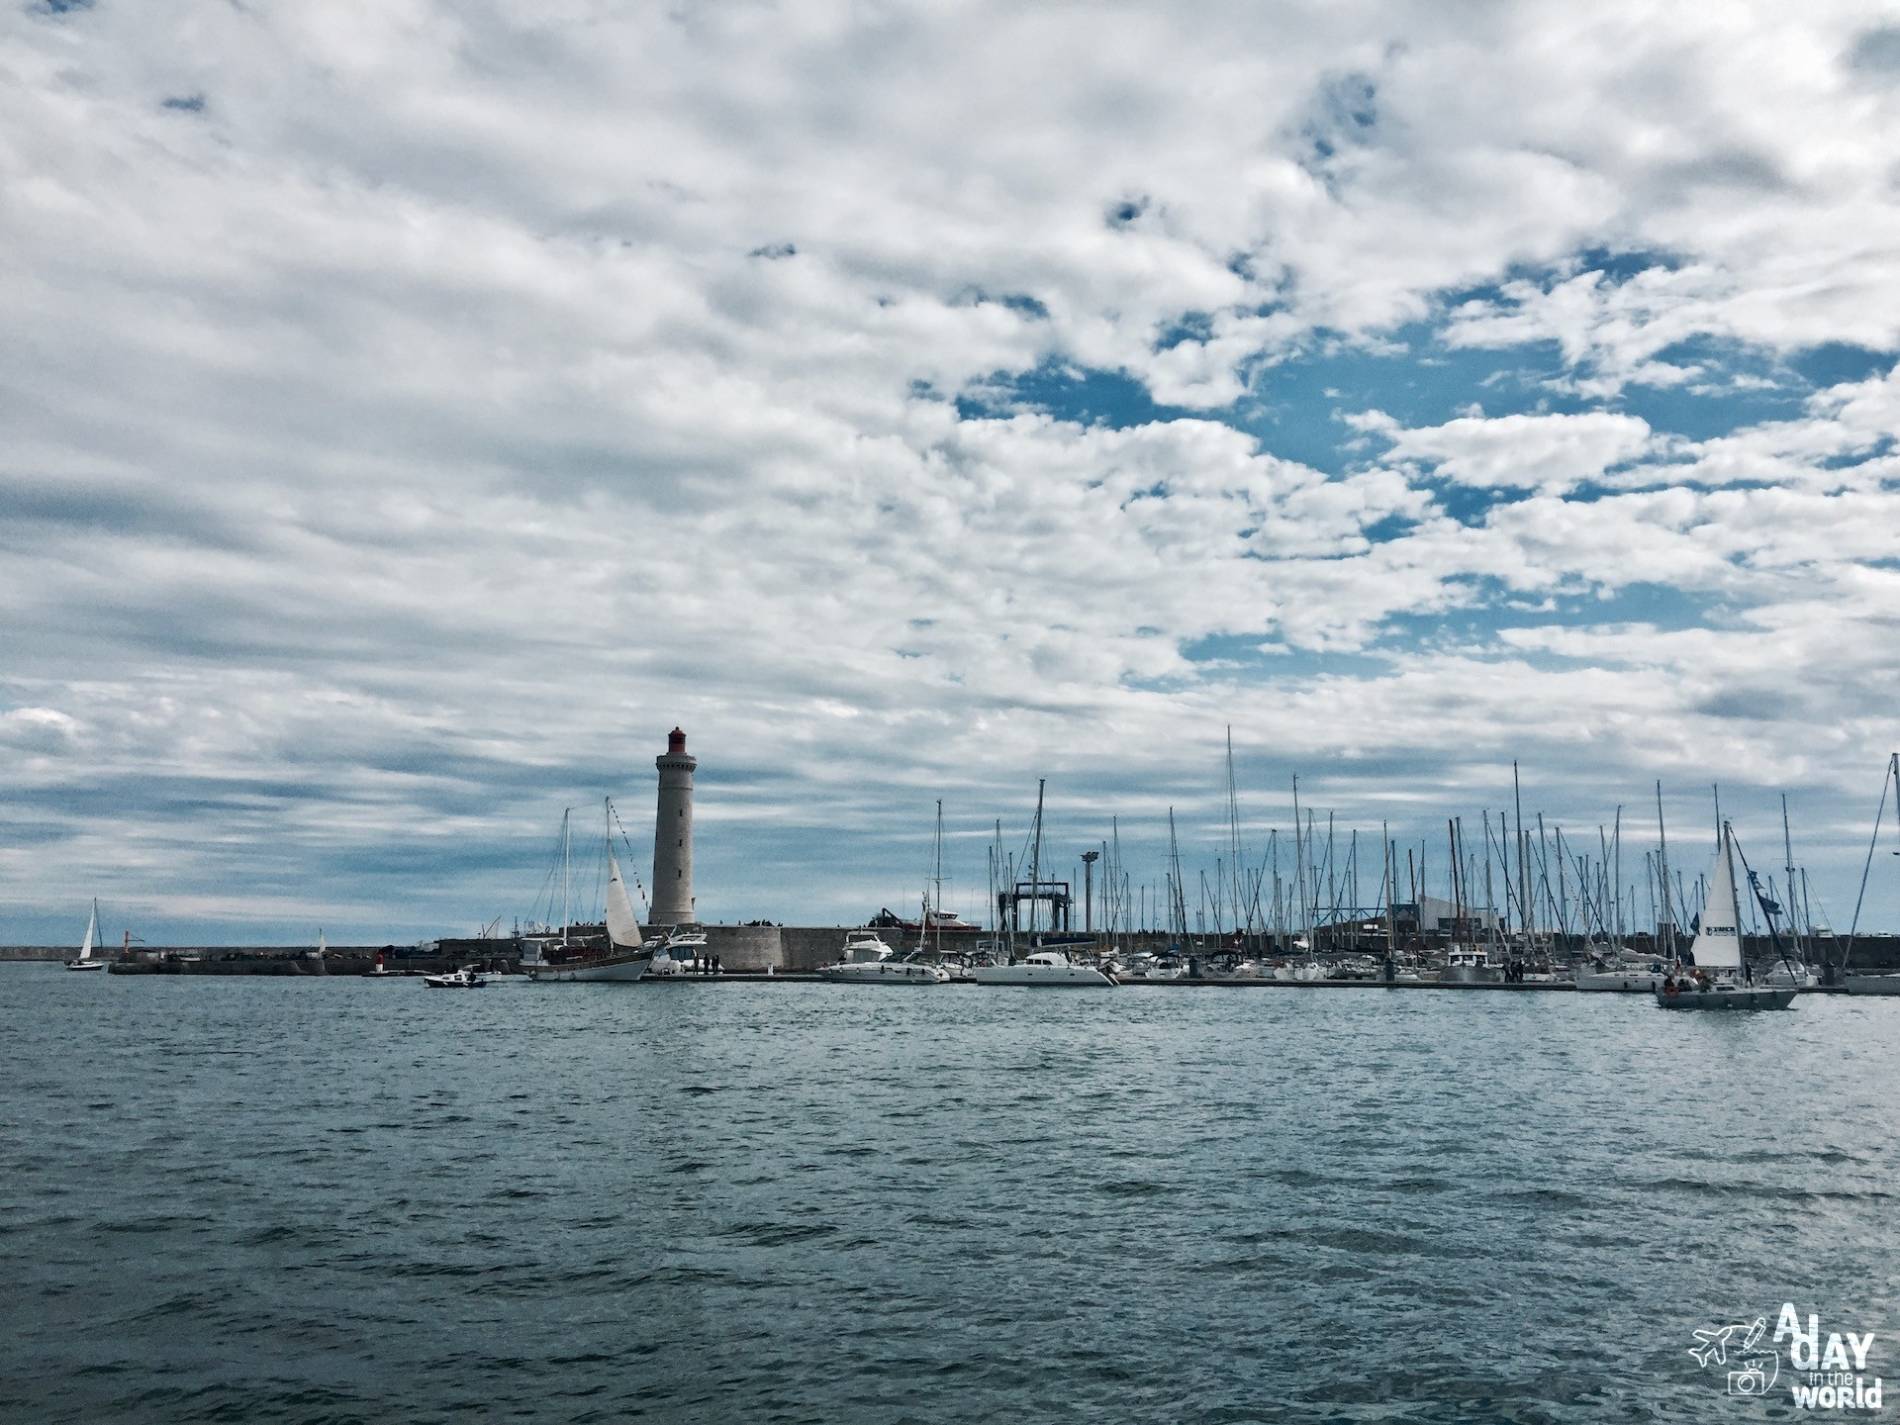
[3, 967, 1897, 1423]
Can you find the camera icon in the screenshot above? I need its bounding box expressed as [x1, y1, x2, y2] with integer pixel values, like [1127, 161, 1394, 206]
[1727, 1363, 1774, 1397]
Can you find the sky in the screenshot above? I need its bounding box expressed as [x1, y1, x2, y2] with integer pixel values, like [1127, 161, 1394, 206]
[3, 1, 1900, 945]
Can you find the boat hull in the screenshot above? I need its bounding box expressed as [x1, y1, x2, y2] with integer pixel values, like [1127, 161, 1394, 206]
[1440, 965, 1502, 984]
[64, 960, 106, 972]
[527, 953, 651, 983]
[1654, 986, 1796, 1011]
[817, 962, 950, 984]
[1844, 974, 1900, 995]
[972, 964, 1116, 987]
[1575, 970, 1667, 992]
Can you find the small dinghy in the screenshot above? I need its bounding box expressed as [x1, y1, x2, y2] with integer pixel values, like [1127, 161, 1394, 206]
[423, 966, 486, 989]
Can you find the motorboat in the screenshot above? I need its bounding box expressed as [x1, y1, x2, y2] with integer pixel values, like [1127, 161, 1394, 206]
[65, 900, 106, 971]
[423, 966, 486, 989]
[972, 950, 1116, 986]
[1654, 824, 1796, 1012]
[1439, 947, 1501, 984]
[819, 930, 949, 984]
[904, 949, 973, 981]
[645, 929, 713, 977]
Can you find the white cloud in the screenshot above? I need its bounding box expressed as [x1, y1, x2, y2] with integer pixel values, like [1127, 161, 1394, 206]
[2, 2, 1899, 937]
[1359, 410, 1655, 493]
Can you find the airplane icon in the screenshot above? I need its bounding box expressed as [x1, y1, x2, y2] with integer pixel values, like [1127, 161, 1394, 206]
[1690, 1317, 1767, 1369]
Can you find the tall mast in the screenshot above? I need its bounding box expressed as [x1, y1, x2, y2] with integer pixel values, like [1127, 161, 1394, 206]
[1029, 780, 1045, 940]
[1723, 822, 1745, 968]
[1513, 762, 1528, 944]
[992, 818, 1002, 938]
[934, 799, 944, 955]
[1449, 818, 1463, 940]
[1612, 806, 1623, 948]
[1844, 754, 1900, 966]
[561, 807, 571, 947]
[1167, 807, 1186, 943]
[1781, 792, 1801, 963]
[1482, 812, 1497, 954]
[1225, 726, 1243, 936]
[1655, 782, 1673, 957]
[1291, 775, 1305, 947]
[1383, 825, 1396, 955]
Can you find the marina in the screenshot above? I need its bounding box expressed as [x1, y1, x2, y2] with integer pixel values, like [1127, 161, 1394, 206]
[26, 737, 1900, 1009]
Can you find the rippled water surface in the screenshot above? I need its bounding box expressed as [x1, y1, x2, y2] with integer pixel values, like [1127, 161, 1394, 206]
[4, 968, 1898, 1422]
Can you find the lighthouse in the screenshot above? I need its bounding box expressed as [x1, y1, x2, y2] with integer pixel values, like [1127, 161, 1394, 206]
[650, 727, 697, 926]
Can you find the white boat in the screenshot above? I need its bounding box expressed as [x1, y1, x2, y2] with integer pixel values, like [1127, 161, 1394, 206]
[818, 929, 949, 984]
[524, 806, 656, 983]
[1271, 958, 1326, 983]
[644, 928, 712, 977]
[65, 900, 106, 971]
[423, 965, 486, 989]
[1762, 961, 1820, 989]
[1439, 946, 1501, 984]
[1574, 955, 1671, 992]
[1655, 824, 1795, 1011]
[973, 950, 1116, 986]
[905, 949, 972, 981]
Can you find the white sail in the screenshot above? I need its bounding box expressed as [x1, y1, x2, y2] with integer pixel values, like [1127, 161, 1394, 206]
[605, 853, 643, 949]
[78, 902, 97, 962]
[1688, 828, 1744, 970]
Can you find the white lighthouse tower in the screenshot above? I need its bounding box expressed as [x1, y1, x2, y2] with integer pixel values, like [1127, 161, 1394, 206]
[650, 727, 697, 926]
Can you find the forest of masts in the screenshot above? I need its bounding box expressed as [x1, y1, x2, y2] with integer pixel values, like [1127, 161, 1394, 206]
[975, 743, 1899, 961]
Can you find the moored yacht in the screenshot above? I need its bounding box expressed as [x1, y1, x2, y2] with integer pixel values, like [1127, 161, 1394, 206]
[525, 823, 656, 982]
[1439, 946, 1501, 984]
[645, 928, 712, 976]
[818, 929, 950, 983]
[972, 949, 1116, 986]
[1574, 951, 1672, 992]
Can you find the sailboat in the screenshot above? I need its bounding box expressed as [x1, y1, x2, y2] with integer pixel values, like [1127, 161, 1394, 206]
[1655, 823, 1795, 1010]
[973, 782, 1115, 987]
[1843, 754, 1900, 994]
[65, 900, 106, 971]
[522, 802, 657, 983]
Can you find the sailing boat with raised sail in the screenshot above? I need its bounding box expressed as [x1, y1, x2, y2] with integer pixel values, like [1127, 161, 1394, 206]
[1655, 822, 1795, 1010]
[523, 801, 656, 983]
[65, 900, 106, 971]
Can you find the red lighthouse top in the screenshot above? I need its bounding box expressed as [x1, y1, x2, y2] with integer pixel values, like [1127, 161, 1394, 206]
[667, 727, 687, 755]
